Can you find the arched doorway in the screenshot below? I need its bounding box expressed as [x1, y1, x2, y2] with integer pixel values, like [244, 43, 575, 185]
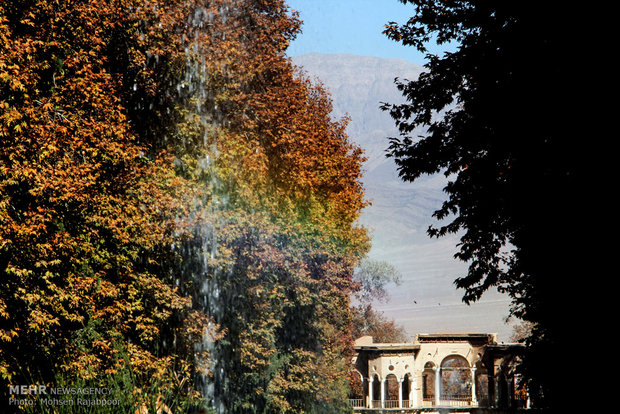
[402, 373, 412, 408]
[371, 374, 381, 408]
[498, 374, 509, 408]
[385, 374, 399, 408]
[441, 355, 472, 405]
[347, 370, 364, 408]
[422, 362, 436, 405]
[498, 358, 519, 408]
[475, 361, 490, 406]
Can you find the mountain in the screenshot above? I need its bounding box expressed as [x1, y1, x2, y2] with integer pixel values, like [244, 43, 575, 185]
[292, 53, 514, 341]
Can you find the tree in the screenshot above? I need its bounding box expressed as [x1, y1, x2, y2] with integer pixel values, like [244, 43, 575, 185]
[353, 259, 401, 305]
[509, 321, 534, 343]
[185, 4, 370, 411]
[1, 1, 370, 412]
[382, 1, 593, 410]
[351, 259, 407, 343]
[351, 304, 408, 344]
[0, 1, 215, 409]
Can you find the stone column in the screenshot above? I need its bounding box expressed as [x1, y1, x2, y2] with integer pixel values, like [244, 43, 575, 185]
[410, 352, 416, 408]
[434, 366, 441, 406]
[471, 367, 478, 405]
[488, 366, 497, 407]
[526, 392, 531, 409]
[380, 378, 385, 408]
[360, 377, 365, 407]
[368, 377, 373, 408]
[494, 375, 501, 407]
[515, 373, 530, 409]
[398, 378, 403, 408]
[410, 373, 417, 408]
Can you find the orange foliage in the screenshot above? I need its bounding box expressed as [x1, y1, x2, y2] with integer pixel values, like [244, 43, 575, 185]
[0, 0, 207, 388]
[1, 0, 370, 411]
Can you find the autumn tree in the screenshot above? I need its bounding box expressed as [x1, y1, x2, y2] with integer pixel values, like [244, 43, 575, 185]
[0, 2, 223, 413]
[2, 0, 372, 413]
[192, 4, 371, 408]
[0, 0, 240, 409]
[382, 1, 593, 410]
[350, 305, 408, 344]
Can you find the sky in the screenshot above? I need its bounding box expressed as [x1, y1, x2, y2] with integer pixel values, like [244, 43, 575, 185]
[285, 0, 451, 65]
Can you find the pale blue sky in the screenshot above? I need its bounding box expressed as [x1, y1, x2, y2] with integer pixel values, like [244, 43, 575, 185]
[285, 0, 452, 65]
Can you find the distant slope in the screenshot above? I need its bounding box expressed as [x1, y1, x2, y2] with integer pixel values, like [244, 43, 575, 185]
[292, 53, 422, 173]
[292, 53, 513, 340]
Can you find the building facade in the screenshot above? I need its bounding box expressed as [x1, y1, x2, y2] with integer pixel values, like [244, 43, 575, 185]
[349, 333, 527, 411]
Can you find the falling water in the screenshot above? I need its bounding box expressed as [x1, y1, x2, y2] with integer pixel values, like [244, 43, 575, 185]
[168, 4, 234, 412]
[137, 2, 357, 412]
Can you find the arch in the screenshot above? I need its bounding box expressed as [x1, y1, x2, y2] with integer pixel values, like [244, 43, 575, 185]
[474, 360, 490, 406]
[422, 362, 436, 402]
[348, 370, 364, 399]
[402, 373, 412, 407]
[371, 373, 381, 407]
[497, 357, 520, 408]
[385, 373, 399, 401]
[352, 369, 364, 382]
[440, 355, 472, 403]
[497, 373, 509, 408]
[441, 354, 471, 369]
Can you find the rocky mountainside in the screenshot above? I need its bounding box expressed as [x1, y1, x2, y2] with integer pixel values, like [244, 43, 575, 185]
[292, 53, 514, 340]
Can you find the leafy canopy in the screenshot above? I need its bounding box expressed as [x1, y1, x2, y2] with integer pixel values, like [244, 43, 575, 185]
[1, 0, 372, 412]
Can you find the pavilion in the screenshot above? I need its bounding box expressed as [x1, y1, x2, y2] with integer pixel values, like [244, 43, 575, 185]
[349, 333, 527, 412]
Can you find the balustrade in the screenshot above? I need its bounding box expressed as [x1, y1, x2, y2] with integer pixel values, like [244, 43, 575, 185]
[349, 395, 482, 409]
